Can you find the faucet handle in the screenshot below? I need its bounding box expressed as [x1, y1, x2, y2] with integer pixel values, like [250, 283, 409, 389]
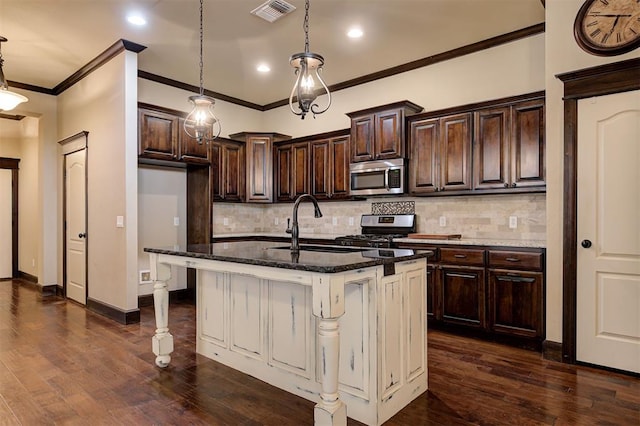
[285, 217, 292, 234]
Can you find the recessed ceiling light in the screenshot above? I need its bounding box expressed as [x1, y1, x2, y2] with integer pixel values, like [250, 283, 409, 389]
[347, 27, 363, 38]
[257, 64, 271, 73]
[127, 14, 147, 26]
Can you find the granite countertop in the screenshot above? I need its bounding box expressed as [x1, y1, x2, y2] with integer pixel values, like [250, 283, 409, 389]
[211, 233, 546, 248]
[144, 241, 432, 274]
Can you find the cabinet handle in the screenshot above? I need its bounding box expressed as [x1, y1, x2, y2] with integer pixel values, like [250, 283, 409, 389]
[434, 187, 440, 192]
[441, 187, 445, 191]
[505, 257, 520, 262]
[496, 275, 535, 283]
[511, 183, 517, 188]
[454, 254, 467, 258]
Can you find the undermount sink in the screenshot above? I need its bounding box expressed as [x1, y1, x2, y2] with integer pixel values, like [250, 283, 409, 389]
[269, 245, 368, 254]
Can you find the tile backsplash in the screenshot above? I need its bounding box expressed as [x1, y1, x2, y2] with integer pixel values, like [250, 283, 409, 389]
[212, 193, 546, 242]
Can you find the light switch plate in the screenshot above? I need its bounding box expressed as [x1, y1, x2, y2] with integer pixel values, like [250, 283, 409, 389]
[116, 215, 124, 228]
[223, 217, 229, 226]
[509, 216, 517, 229]
[439, 216, 446, 227]
[173, 216, 180, 226]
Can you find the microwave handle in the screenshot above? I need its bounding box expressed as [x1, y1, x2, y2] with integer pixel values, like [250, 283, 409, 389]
[384, 169, 389, 190]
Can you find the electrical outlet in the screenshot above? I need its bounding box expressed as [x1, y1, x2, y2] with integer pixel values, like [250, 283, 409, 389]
[223, 217, 229, 226]
[275, 217, 279, 225]
[439, 216, 446, 227]
[509, 216, 518, 229]
[173, 216, 180, 226]
[32, 259, 35, 267]
[116, 215, 124, 228]
[332, 217, 338, 226]
[348, 217, 355, 226]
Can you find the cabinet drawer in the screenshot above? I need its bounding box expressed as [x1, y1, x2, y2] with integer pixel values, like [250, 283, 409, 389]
[488, 250, 543, 271]
[440, 248, 485, 266]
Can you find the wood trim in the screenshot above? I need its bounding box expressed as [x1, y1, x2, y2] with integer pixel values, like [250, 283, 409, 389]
[53, 39, 147, 95]
[87, 298, 140, 325]
[410, 91, 546, 122]
[557, 59, 640, 364]
[5, 80, 53, 95]
[345, 100, 424, 118]
[542, 340, 563, 362]
[274, 128, 350, 146]
[138, 102, 188, 118]
[17, 270, 37, 283]
[0, 113, 25, 121]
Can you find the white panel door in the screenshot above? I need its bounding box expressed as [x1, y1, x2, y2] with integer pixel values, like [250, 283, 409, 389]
[577, 90, 640, 374]
[65, 149, 87, 304]
[0, 169, 12, 278]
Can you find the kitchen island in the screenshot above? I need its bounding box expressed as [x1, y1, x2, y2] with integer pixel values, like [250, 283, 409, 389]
[145, 241, 432, 426]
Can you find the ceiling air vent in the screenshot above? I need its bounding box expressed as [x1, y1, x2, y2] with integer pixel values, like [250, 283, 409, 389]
[250, 0, 296, 23]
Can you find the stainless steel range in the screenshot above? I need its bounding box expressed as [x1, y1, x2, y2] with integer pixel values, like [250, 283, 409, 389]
[335, 214, 416, 248]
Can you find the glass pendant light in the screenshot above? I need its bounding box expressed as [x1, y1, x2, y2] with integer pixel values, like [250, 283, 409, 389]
[0, 37, 28, 111]
[288, 0, 330, 119]
[184, 0, 221, 143]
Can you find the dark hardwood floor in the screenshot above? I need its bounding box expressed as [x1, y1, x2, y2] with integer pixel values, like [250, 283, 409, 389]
[0, 279, 638, 425]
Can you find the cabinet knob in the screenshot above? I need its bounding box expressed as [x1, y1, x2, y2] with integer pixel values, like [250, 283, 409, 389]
[581, 239, 592, 248]
[511, 183, 517, 188]
[441, 187, 445, 191]
[504, 182, 509, 188]
[78, 233, 86, 239]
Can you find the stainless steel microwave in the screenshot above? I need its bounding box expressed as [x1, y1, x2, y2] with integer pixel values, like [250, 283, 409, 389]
[349, 158, 406, 196]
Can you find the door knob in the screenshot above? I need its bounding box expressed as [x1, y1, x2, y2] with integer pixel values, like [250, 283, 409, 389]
[581, 239, 592, 248]
[78, 232, 86, 239]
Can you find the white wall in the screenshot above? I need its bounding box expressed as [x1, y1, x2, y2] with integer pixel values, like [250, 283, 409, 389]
[544, 0, 640, 343]
[263, 34, 545, 138]
[57, 50, 139, 311]
[138, 166, 187, 295]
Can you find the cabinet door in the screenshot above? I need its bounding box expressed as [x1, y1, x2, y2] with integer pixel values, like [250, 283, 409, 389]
[375, 109, 404, 160]
[275, 144, 293, 201]
[311, 136, 350, 200]
[311, 139, 330, 199]
[291, 142, 310, 199]
[440, 266, 485, 329]
[246, 136, 273, 202]
[488, 269, 543, 338]
[178, 118, 210, 164]
[350, 114, 375, 162]
[473, 107, 510, 190]
[408, 118, 439, 194]
[222, 142, 245, 202]
[511, 99, 545, 188]
[138, 109, 178, 161]
[439, 113, 472, 192]
[330, 136, 350, 199]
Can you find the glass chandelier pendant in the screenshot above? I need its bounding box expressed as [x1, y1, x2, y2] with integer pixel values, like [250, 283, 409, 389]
[0, 36, 28, 111]
[184, 0, 220, 143]
[289, 0, 330, 119]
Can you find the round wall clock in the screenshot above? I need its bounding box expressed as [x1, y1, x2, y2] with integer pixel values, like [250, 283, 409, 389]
[574, 0, 640, 56]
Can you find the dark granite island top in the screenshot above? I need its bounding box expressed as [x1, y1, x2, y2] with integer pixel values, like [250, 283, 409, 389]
[144, 241, 432, 274]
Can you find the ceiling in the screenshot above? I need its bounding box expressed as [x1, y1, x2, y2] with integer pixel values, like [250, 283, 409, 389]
[0, 0, 545, 108]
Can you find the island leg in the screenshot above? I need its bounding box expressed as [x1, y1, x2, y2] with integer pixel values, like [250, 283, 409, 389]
[150, 254, 173, 368]
[312, 275, 347, 426]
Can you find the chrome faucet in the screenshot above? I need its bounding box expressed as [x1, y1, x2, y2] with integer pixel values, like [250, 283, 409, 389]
[286, 194, 323, 251]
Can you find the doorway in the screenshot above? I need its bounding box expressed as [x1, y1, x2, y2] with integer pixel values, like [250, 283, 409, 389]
[0, 158, 19, 279]
[59, 132, 88, 304]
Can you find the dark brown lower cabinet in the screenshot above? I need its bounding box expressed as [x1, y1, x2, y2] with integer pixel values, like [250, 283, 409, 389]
[488, 269, 543, 338]
[440, 266, 485, 329]
[426, 265, 439, 320]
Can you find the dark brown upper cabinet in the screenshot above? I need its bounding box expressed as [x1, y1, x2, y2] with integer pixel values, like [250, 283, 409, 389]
[138, 104, 210, 165]
[311, 135, 350, 200]
[230, 132, 291, 203]
[347, 101, 423, 163]
[409, 113, 472, 195]
[211, 138, 245, 202]
[473, 97, 545, 190]
[275, 141, 310, 202]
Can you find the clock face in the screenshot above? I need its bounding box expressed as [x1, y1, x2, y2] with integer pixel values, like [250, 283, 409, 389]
[574, 0, 640, 56]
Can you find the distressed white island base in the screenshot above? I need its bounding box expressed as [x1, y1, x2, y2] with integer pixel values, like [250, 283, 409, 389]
[147, 243, 429, 426]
